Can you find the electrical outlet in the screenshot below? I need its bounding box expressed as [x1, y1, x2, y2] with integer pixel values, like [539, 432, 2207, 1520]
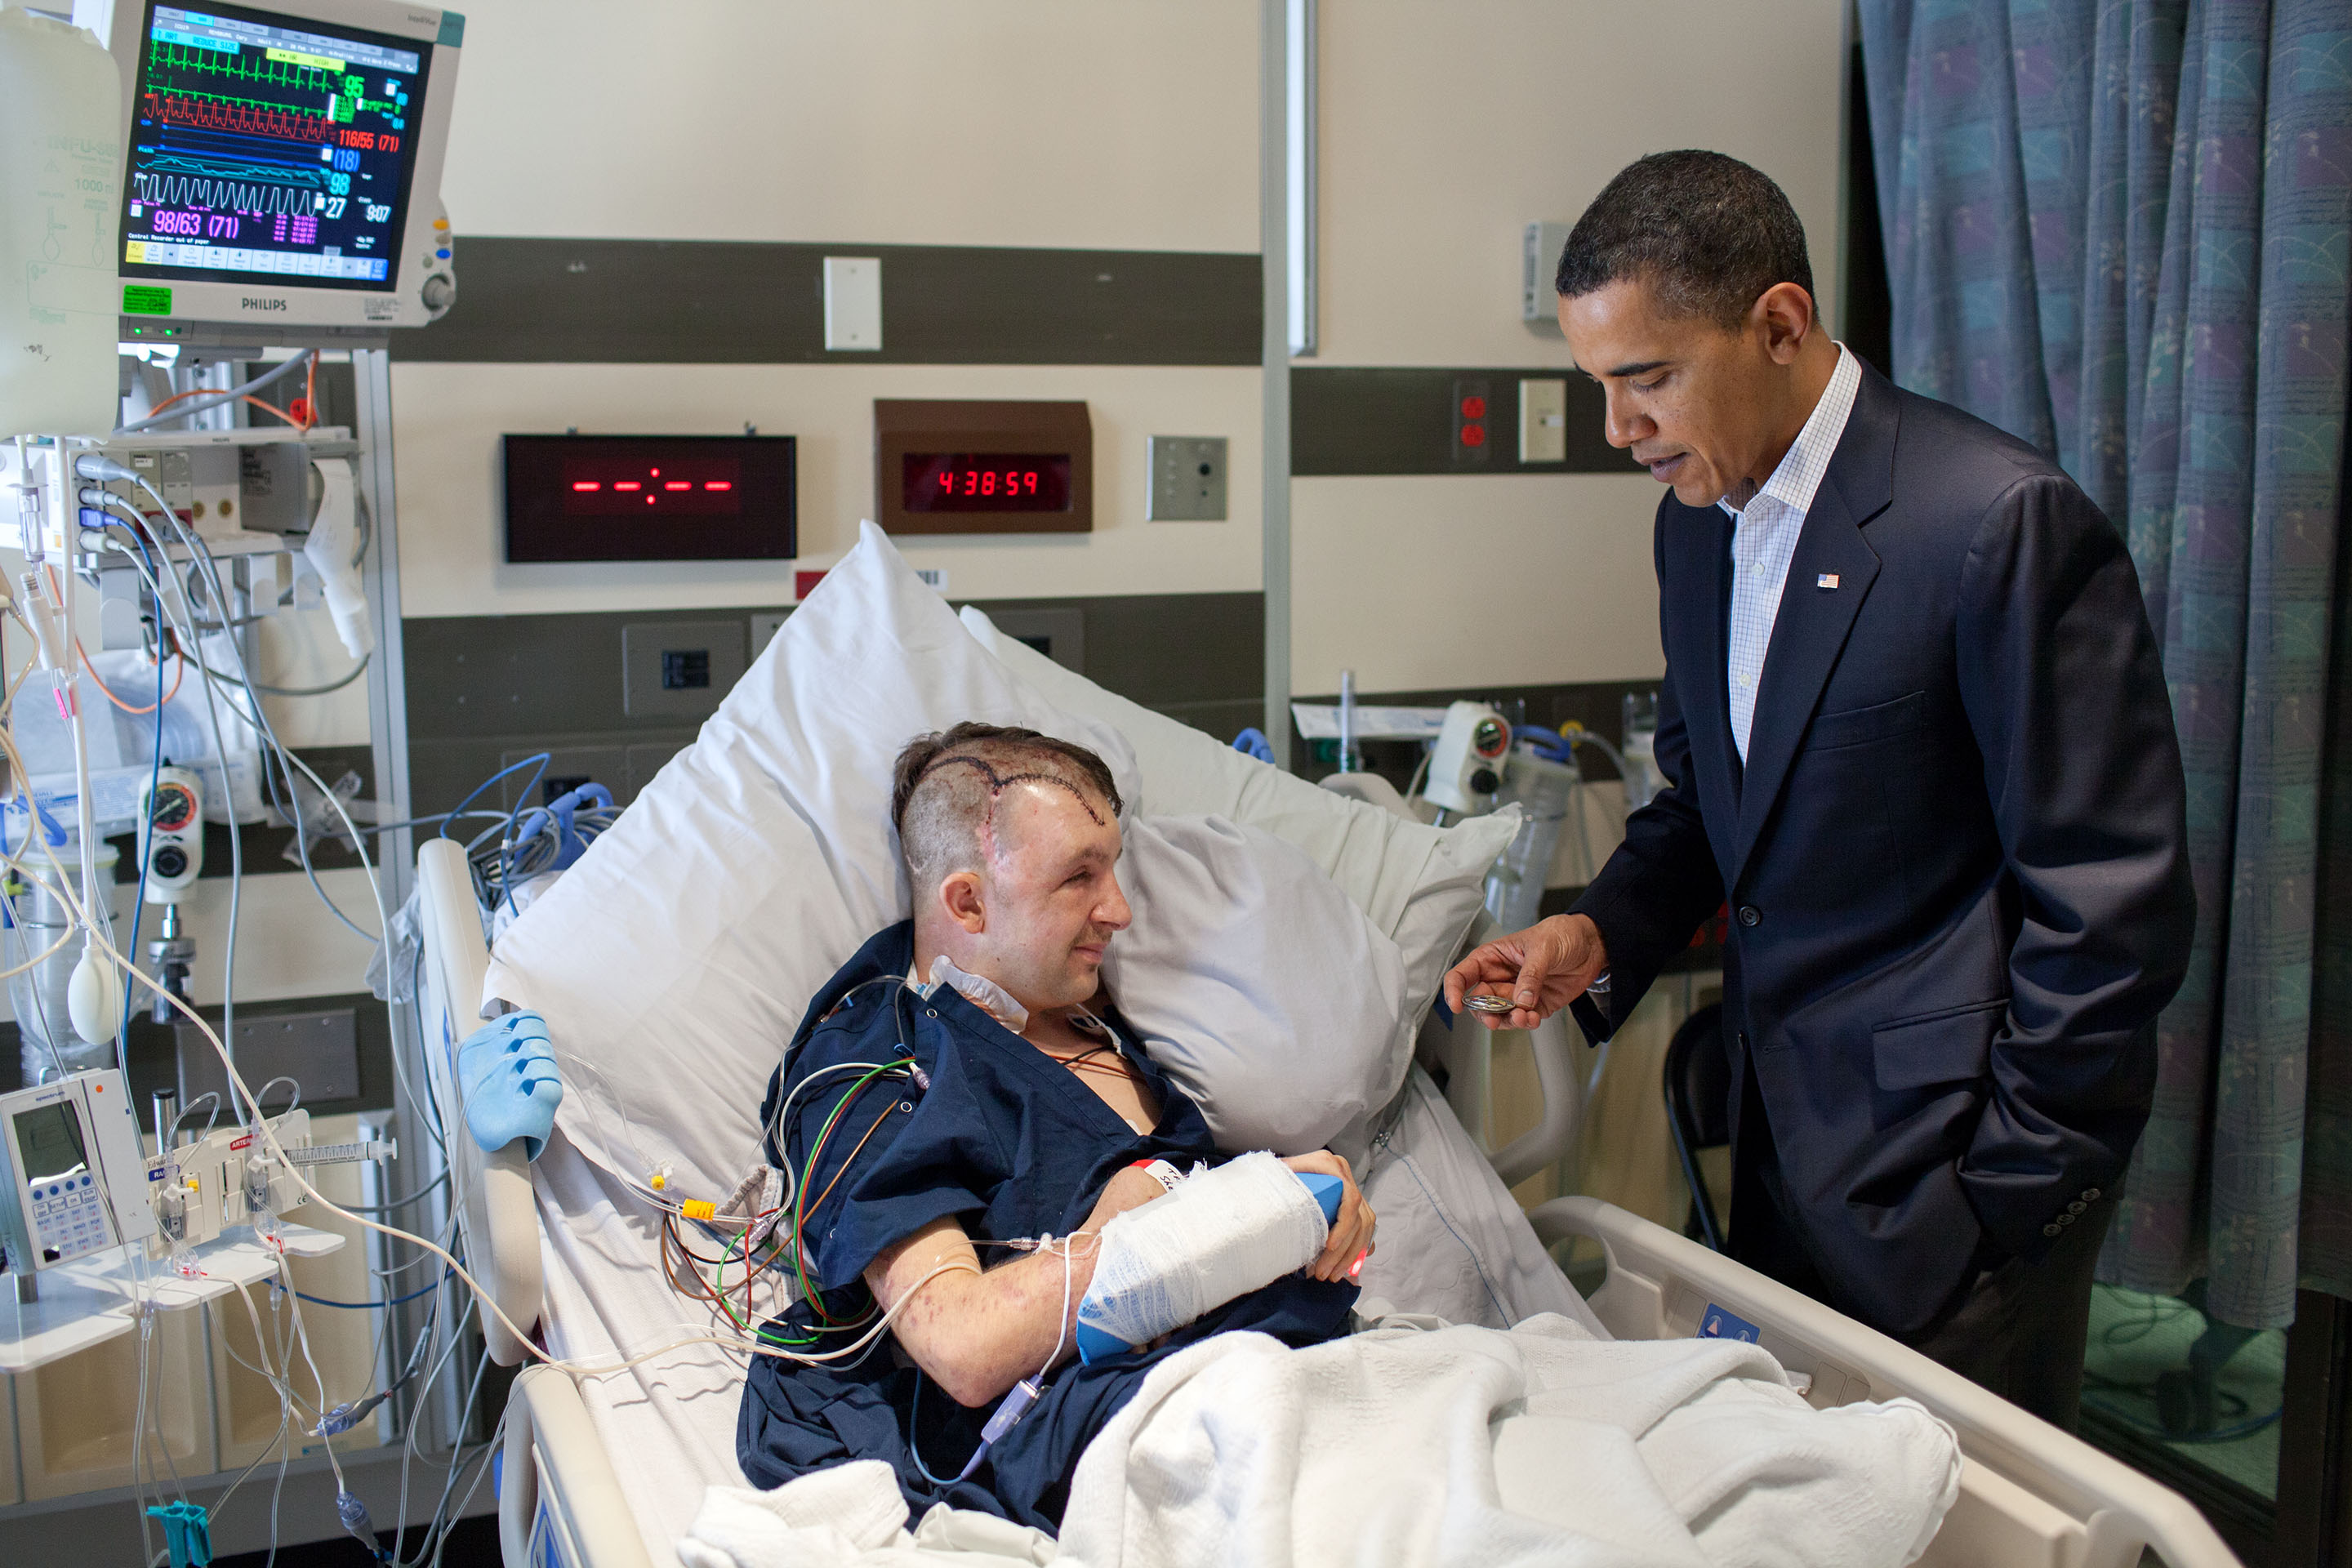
[1452, 378, 1492, 468]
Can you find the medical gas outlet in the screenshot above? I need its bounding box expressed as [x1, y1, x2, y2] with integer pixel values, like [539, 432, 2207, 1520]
[1423, 702, 1513, 814]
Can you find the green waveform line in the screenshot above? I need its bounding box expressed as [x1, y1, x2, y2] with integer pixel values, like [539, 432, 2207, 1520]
[147, 38, 339, 96]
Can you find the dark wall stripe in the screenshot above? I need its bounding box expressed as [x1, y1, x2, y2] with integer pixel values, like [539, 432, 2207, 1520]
[394, 239, 1263, 367]
[403, 593, 1266, 819]
[1292, 366, 1639, 477]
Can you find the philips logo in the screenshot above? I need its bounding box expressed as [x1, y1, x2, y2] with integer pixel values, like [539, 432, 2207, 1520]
[243, 297, 289, 313]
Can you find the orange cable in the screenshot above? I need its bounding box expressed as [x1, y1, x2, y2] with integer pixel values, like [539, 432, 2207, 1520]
[75, 640, 185, 715]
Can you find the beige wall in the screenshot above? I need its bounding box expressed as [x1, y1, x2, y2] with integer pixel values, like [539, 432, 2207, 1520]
[439, 2, 1261, 253]
[403, 1, 1269, 610]
[1294, 0, 1851, 693]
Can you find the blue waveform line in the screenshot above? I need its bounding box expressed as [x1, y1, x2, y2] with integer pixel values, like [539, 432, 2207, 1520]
[140, 152, 323, 189]
[152, 124, 322, 170]
[131, 172, 314, 216]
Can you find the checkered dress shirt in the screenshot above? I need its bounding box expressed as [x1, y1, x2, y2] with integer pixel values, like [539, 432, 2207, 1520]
[1720, 345, 1861, 764]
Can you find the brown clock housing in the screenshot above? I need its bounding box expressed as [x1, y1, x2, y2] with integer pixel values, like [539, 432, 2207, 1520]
[874, 399, 1093, 535]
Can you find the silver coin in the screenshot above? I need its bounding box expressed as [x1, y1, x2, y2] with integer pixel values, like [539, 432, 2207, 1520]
[1464, 993, 1517, 1014]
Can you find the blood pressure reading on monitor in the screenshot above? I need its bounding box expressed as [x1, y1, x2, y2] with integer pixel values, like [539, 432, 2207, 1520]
[13, 1103, 90, 1187]
[118, 0, 431, 290]
[902, 453, 1074, 513]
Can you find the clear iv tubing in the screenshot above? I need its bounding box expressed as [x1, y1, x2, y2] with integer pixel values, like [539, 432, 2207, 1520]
[0, 684, 952, 1379]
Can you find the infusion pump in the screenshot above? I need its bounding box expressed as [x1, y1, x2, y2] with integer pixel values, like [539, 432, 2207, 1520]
[0, 1069, 158, 1273]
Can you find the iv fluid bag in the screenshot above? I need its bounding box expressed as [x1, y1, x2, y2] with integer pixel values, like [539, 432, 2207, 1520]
[0, 7, 123, 440]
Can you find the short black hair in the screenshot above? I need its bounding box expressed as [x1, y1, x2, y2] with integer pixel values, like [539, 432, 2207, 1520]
[1554, 150, 1813, 331]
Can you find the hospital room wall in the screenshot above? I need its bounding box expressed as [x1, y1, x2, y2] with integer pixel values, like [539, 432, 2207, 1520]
[1289, 0, 1854, 697]
[391, 0, 1269, 617]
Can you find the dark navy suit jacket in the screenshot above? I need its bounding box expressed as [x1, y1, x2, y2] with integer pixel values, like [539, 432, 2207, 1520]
[1569, 361, 2194, 1334]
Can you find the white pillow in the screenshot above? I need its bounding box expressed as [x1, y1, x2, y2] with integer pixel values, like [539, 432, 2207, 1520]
[1105, 816, 1414, 1165]
[958, 606, 1517, 1022]
[483, 522, 1142, 1195]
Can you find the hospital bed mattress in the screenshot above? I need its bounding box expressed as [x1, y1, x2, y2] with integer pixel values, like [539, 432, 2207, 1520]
[522, 1065, 1598, 1568]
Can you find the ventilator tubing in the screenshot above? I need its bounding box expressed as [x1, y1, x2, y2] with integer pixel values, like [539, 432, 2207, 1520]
[1073, 1152, 1343, 1363]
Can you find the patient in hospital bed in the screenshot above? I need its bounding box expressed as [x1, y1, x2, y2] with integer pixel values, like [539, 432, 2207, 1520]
[737, 722, 1376, 1530]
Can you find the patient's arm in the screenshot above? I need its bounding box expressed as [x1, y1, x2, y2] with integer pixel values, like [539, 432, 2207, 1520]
[866, 1165, 1167, 1408]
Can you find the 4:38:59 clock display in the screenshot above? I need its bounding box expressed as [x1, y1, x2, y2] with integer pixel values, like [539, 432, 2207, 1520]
[902, 452, 1073, 514]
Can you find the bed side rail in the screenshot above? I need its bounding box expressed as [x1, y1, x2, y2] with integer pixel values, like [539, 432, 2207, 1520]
[504, 1364, 657, 1568]
[1423, 913, 1584, 1187]
[1530, 1195, 2241, 1568]
[416, 837, 546, 1365]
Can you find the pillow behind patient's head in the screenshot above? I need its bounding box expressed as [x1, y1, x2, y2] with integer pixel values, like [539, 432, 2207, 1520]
[1105, 814, 1414, 1165]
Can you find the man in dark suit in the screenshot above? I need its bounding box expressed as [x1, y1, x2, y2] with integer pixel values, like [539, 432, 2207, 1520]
[1444, 150, 2194, 1429]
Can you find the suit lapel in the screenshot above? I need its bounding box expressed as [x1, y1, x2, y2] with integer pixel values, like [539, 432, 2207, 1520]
[1726, 364, 1900, 889]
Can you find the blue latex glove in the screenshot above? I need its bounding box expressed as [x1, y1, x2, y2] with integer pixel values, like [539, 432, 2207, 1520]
[456, 1011, 562, 1160]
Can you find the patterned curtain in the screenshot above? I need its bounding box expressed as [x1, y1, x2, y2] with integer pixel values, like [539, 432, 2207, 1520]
[1858, 0, 2350, 1330]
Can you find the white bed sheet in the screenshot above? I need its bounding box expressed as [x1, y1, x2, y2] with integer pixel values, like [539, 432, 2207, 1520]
[527, 1065, 1601, 1566]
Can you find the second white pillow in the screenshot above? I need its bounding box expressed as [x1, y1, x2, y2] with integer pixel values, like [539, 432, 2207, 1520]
[1104, 814, 1414, 1165]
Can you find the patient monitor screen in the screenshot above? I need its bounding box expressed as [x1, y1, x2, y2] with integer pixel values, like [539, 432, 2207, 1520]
[12, 1102, 90, 1187]
[118, 1, 432, 291]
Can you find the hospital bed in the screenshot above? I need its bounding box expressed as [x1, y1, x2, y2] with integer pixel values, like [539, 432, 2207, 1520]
[408, 526, 2242, 1568]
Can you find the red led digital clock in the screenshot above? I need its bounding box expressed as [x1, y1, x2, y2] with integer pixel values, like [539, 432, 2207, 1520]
[502, 434, 796, 562]
[902, 453, 1073, 514]
[874, 400, 1092, 535]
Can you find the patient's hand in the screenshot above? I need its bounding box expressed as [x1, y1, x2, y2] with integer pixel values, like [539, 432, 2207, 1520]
[1280, 1151, 1375, 1283]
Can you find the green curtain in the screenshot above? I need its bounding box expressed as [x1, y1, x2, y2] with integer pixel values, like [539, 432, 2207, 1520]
[1860, 0, 2350, 1329]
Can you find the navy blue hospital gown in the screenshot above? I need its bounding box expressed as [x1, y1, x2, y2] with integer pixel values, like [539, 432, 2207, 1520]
[735, 921, 1356, 1529]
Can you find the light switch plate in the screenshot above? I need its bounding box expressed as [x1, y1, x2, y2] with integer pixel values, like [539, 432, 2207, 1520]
[1519, 378, 1568, 463]
[1147, 435, 1227, 521]
[822, 256, 882, 351]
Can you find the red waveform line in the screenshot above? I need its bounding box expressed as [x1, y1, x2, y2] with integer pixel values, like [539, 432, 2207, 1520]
[145, 91, 333, 145]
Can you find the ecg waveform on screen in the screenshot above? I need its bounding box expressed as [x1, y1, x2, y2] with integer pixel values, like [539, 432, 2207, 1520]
[143, 90, 333, 145]
[132, 173, 314, 216]
[146, 37, 338, 96]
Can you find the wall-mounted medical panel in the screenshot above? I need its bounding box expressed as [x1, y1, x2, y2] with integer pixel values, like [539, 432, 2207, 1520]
[875, 400, 1092, 536]
[503, 435, 797, 563]
[12, 1303, 212, 1500]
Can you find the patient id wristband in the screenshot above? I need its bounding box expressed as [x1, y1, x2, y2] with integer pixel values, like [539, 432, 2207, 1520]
[1129, 1158, 1184, 1193]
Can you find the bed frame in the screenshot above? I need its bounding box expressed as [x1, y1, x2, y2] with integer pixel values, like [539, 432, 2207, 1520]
[410, 839, 2243, 1568]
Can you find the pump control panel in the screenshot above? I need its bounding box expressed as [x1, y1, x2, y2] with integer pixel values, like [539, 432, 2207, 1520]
[0, 1070, 159, 1273]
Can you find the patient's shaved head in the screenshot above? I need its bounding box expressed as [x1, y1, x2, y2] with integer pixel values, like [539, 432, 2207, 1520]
[893, 724, 1124, 893]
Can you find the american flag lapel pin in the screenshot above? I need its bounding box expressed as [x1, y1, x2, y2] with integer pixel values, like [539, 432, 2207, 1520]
[1816, 572, 1840, 590]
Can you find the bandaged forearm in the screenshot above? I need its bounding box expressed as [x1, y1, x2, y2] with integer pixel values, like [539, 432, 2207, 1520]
[1075, 1152, 1336, 1361]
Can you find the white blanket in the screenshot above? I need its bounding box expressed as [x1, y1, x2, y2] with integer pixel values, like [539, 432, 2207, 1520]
[679, 1315, 1960, 1568]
